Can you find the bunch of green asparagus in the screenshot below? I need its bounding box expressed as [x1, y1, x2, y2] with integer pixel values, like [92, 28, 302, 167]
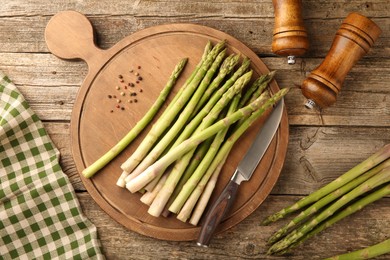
[262, 143, 390, 259]
[82, 39, 289, 223]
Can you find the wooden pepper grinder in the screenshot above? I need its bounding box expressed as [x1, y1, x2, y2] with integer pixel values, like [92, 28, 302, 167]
[301, 12, 381, 109]
[272, 0, 309, 64]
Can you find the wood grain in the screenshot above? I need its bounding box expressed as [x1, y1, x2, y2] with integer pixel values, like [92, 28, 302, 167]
[78, 193, 390, 259]
[45, 11, 289, 241]
[1, 0, 389, 258]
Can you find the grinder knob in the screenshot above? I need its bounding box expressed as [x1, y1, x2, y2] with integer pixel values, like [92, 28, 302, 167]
[272, 0, 309, 64]
[301, 12, 381, 109]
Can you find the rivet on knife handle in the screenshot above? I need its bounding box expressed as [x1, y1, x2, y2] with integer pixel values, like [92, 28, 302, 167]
[196, 172, 240, 247]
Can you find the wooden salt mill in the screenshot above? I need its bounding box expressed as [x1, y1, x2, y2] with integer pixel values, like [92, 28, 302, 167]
[272, 0, 309, 64]
[301, 13, 381, 109]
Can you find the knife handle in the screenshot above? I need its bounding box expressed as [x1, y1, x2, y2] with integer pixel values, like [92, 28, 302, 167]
[196, 178, 239, 247]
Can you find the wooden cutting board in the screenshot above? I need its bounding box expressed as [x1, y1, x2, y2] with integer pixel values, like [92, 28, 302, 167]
[45, 10, 289, 241]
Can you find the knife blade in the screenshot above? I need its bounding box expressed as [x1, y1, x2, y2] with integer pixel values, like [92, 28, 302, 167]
[196, 99, 284, 247]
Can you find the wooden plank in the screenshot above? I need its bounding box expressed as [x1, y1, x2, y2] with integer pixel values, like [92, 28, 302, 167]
[45, 122, 390, 195]
[2, 53, 389, 125]
[0, 15, 387, 57]
[77, 192, 390, 259]
[1, 0, 389, 19]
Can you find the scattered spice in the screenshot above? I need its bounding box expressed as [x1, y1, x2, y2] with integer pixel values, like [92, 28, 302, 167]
[107, 67, 146, 113]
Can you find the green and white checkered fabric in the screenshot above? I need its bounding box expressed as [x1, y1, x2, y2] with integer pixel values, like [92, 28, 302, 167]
[0, 71, 105, 259]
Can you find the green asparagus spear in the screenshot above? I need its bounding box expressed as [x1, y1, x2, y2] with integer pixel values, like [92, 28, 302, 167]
[284, 183, 390, 255]
[126, 86, 288, 194]
[176, 93, 241, 221]
[82, 57, 188, 179]
[267, 158, 390, 244]
[267, 166, 390, 255]
[119, 40, 226, 182]
[324, 238, 390, 260]
[146, 71, 253, 216]
[262, 143, 390, 225]
[123, 49, 227, 183]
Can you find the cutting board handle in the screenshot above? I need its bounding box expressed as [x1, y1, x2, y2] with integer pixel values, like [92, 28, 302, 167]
[45, 10, 105, 64]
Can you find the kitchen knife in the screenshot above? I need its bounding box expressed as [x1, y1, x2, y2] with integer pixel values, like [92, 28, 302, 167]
[196, 99, 284, 247]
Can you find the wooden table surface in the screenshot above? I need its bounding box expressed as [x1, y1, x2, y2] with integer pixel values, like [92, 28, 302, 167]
[1, 1, 389, 259]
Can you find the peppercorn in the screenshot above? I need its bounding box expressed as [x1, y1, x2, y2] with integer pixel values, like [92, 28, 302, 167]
[108, 94, 112, 98]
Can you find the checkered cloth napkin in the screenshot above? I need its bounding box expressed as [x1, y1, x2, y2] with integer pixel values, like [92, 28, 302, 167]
[0, 71, 105, 259]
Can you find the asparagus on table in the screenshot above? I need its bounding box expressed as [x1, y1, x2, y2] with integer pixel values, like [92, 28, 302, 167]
[117, 40, 226, 186]
[324, 238, 390, 260]
[82, 57, 188, 179]
[146, 71, 253, 217]
[267, 165, 390, 255]
[284, 182, 390, 255]
[262, 143, 390, 225]
[125, 86, 288, 194]
[123, 49, 228, 183]
[267, 158, 390, 244]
